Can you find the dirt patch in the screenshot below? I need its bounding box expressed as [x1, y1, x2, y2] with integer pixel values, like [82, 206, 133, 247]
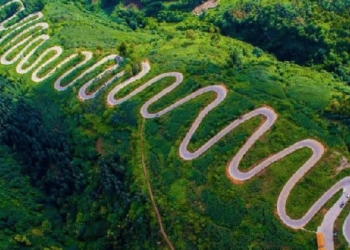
[95, 137, 105, 155]
[335, 153, 350, 173]
[193, 0, 220, 15]
[320, 207, 328, 214]
[125, 0, 142, 9]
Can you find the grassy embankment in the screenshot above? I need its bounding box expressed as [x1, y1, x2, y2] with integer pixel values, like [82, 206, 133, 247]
[0, 0, 350, 248]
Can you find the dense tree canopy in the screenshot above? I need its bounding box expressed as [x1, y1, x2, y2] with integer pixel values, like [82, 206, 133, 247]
[211, 1, 350, 83]
[1, 0, 350, 248]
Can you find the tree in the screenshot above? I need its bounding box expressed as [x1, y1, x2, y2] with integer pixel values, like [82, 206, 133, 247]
[0, 94, 79, 200]
[118, 42, 127, 57]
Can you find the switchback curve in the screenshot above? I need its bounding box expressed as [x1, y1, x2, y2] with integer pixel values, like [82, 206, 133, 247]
[1, 1, 350, 249]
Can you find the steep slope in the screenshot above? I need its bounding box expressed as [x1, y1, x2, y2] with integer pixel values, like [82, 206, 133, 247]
[0, 0, 350, 249]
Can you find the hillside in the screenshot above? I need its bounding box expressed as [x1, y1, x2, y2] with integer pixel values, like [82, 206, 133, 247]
[0, 0, 350, 249]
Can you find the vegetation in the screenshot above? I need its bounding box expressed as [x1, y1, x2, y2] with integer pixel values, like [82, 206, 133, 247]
[207, 0, 350, 83]
[0, 0, 350, 249]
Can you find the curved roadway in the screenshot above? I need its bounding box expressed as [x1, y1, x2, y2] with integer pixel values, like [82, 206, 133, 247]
[106, 61, 350, 249]
[1, 1, 350, 249]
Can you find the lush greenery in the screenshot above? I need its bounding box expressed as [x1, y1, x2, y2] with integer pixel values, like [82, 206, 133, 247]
[207, 0, 350, 83]
[0, 0, 350, 249]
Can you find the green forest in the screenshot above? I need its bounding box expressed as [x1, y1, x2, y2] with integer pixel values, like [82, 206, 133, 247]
[0, 0, 350, 249]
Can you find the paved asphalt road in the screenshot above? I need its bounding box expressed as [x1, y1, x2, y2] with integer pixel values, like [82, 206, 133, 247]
[318, 183, 350, 250]
[343, 209, 350, 247]
[2, 2, 350, 248]
[106, 61, 350, 249]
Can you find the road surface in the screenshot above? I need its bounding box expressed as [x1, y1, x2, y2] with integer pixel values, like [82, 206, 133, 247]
[318, 184, 350, 250]
[2, 1, 350, 249]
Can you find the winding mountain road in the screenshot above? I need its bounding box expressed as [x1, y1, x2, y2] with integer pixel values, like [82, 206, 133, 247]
[343, 211, 350, 246]
[318, 186, 350, 250]
[1, 1, 350, 249]
[106, 61, 350, 248]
